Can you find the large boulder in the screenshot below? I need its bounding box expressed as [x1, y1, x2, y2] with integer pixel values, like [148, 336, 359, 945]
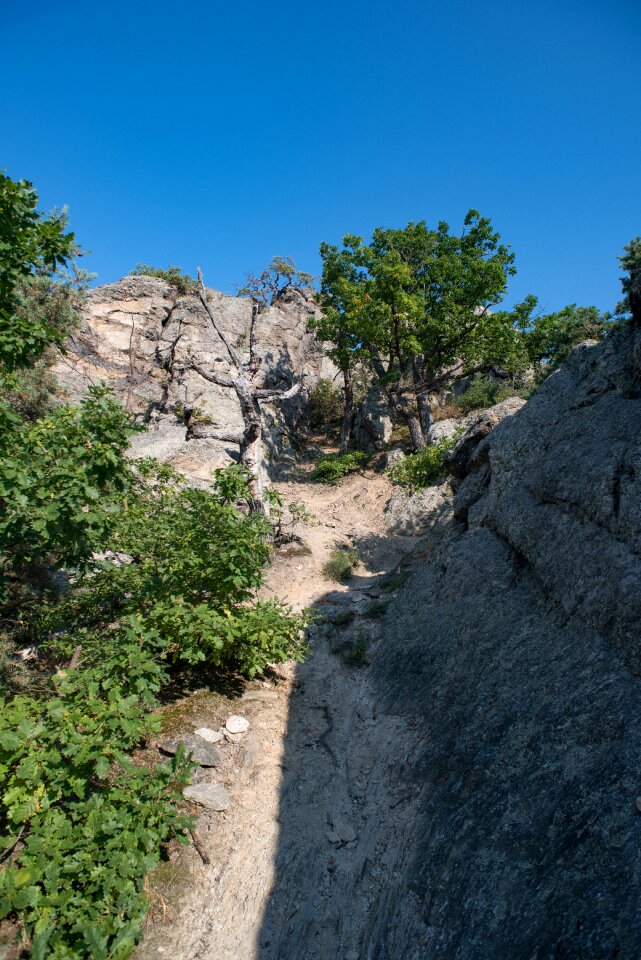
[368, 325, 641, 956]
[54, 277, 336, 480]
[444, 396, 527, 479]
[352, 387, 393, 451]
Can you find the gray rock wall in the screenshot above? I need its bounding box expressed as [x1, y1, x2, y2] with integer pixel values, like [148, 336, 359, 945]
[55, 276, 336, 480]
[373, 324, 641, 957]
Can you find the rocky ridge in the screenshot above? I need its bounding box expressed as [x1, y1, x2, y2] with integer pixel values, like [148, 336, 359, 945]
[55, 276, 336, 480]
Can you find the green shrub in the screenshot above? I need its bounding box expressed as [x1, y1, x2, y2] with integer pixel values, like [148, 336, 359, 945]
[322, 548, 360, 581]
[32, 462, 309, 680]
[307, 379, 343, 428]
[0, 619, 193, 960]
[131, 264, 198, 294]
[311, 450, 368, 484]
[386, 436, 457, 492]
[457, 374, 532, 414]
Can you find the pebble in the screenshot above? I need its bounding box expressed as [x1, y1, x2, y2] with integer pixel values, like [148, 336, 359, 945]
[183, 782, 231, 811]
[345, 951, 360, 960]
[194, 727, 224, 743]
[226, 715, 250, 735]
[224, 730, 245, 743]
[636, 796, 641, 813]
[329, 816, 358, 844]
[160, 735, 224, 767]
[356, 703, 375, 722]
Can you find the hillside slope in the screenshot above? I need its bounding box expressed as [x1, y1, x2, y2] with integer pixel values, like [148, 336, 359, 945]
[134, 324, 641, 960]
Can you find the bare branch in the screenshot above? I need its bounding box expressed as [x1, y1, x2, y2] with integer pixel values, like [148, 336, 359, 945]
[253, 381, 302, 402]
[249, 299, 260, 366]
[188, 425, 243, 444]
[197, 267, 243, 371]
[191, 362, 235, 389]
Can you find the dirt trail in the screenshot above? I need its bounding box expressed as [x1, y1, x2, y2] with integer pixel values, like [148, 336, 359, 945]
[139, 470, 451, 960]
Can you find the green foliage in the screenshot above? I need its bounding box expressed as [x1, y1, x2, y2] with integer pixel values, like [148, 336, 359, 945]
[520, 302, 609, 372]
[457, 374, 532, 413]
[0, 386, 136, 607]
[1, 461, 308, 956]
[237, 256, 314, 307]
[307, 379, 343, 428]
[317, 212, 522, 446]
[0, 619, 193, 959]
[387, 436, 457, 492]
[311, 450, 369, 484]
[131, 264, 197, 294]
[617, 236, 641, 316]
[322, 548, 360, 582]
[30, 462, 308, 680]
[0, 172, 77, 372]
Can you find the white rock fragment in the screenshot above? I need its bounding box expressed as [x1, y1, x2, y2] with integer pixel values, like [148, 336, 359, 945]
[194, 727, 224, 743]
[225, 715, 250, 735]
[183, 782, 231, 811]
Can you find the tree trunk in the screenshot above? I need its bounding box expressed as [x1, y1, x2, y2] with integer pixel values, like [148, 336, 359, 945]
[406, 413, 427, 450]
[417, 391, 433, 445]
[340, 368, 354, 454]
[390, 388, 427, 451]
[235, 377, 267, 513]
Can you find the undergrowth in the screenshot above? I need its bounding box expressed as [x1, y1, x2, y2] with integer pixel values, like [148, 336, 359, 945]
[386, 436, 457, 492]
[311, 451, 368, 484]
[322, 548, 360, 581]
[457, 374, 532, 414]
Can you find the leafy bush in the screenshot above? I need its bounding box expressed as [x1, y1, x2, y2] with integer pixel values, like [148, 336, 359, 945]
[0, 173, 77, 372]
[386, 436, 457, 492]
[0, 385, 136, 607]
[457, 374, 531, 413]
[322, 548, 360, 581]
[131, 264, 197, 294]
[0, 172, 309, 956]
[25, 462, 308, 676]
[0, 619, 193, 960]
[307, 379, 343, 429]
[311, 450, 368, 484]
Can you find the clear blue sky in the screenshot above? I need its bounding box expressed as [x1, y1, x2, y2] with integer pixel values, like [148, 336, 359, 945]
[3, 0, 640, 312]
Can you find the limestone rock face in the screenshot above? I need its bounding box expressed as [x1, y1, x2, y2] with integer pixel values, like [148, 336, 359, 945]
[352, 387, 393, 451]
[55, 276, 336, 480]
[372, 325, 641, 957]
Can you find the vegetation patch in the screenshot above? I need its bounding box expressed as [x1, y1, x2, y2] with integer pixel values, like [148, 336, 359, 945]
[457, 374, 532, 414]
[386, 436, 457, 492]
[131, 264, 198, 294]
[307, 379, 343, 429]
[311, 451, 369, 484]
[322, 548, 360, 582]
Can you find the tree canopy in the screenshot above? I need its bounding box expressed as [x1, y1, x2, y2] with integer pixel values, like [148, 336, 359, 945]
[0, 172, 77, 371]
[317, 211, 522, 447]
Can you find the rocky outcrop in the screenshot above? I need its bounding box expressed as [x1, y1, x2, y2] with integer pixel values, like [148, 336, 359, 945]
[352, 387, 394, 451]
[370, 324, 641, 957]
[55, 276, 336, 480]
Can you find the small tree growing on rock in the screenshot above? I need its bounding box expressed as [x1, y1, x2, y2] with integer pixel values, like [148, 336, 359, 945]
[187, 268, 302, 512]
[317, 213, 524, 451]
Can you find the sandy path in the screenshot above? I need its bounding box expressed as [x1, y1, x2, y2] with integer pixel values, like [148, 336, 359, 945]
[138, 471, 449, 960]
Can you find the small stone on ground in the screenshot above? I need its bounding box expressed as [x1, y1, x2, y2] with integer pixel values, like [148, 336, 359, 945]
[194, 727, 224, 743]
[183, 782, 231, 811]
[160, 735, 224, 767]
[226, 715, 250, 734]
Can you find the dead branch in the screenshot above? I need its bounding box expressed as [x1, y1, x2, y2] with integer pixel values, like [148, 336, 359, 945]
[189, 828, 211, 865]
[188, 425, 243, 444]
[191, 362, 235, 389]
[253, 381, 302, 402]
[198, 268, 242, 371]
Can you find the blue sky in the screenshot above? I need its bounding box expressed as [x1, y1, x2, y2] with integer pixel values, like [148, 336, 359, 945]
[3, 0, 640, 312]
